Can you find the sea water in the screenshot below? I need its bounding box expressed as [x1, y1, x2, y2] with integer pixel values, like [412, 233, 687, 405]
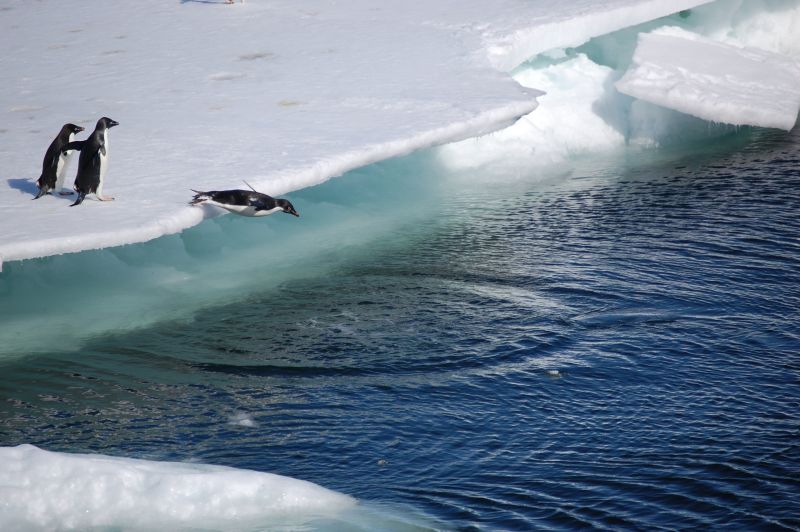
[1, 126, 799, 529]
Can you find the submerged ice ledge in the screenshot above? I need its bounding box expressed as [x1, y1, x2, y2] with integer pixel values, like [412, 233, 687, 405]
[0, 444, 355, 530]
[0, 0, 719, 268]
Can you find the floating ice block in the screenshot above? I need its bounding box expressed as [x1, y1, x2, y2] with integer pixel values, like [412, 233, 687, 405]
[616, 26, 800, 131]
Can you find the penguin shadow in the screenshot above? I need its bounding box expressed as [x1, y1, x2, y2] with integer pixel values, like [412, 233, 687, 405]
[7, 178, 75, 201]
[7, 178, 38, 196]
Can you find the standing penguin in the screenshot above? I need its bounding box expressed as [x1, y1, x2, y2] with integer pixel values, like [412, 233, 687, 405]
[33, 123, 85, 199]
[65, 116, 119, 207]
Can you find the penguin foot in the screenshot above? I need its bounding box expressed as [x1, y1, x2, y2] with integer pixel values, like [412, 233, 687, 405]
[59, 190, 75, 196]
[32, 188, 49, 200]
[70, 193, 87, 207]
[97, 195, 115, 202]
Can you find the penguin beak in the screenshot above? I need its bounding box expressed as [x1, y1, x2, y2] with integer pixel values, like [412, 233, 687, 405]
[76, 126, 85, 133]
[291, 211, 300, 217]
[108, 120, 119, 128]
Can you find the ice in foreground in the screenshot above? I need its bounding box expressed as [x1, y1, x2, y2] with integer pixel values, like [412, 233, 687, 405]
[0, 444, 355, 530]
[616, 26, 800, 131]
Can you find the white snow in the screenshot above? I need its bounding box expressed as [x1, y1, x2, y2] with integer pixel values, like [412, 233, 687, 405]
[0, 444, 355, 531]
[616, 26, 800, 130]
[0, 0, 715, 268]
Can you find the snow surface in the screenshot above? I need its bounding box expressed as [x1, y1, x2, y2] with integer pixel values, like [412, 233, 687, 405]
[0, 444, 355, 530]
[616, 26, 800, 130]
[0, 0, 712, 267]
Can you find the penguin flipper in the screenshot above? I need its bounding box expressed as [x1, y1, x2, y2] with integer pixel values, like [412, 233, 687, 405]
[62, 140, 85, 153]
[70, 192, 86, 207]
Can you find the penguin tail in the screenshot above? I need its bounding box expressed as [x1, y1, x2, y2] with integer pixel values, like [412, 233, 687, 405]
[33, 187, 48, 200]
[70, 192, 86, 207]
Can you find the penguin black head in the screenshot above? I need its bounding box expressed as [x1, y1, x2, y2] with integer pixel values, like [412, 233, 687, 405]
[65, 123, 85, 135]
[96, 117, 119, 130]
[276, 198, 299, 217]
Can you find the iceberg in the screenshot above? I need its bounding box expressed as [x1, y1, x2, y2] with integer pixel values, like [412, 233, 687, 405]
[0, 444, 355, 530]
[616, 26, 800, 130]
[0, 0, 714, 269]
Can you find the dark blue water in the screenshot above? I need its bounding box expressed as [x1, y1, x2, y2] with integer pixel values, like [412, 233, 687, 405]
[1, 128, 799, 530]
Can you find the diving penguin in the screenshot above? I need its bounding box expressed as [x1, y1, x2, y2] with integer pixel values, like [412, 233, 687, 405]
[190, 182, 299, 218]
[33, 123, 85, 199]
[65, 117, 119, 207]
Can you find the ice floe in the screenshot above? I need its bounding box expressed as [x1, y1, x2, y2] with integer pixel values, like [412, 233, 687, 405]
[0, 444, 355, 531]
[616, 26, 800, 130]
[0, 0, 720, 268]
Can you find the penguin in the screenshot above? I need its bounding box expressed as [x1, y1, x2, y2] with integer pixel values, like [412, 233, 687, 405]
[33, 123, 85, 199]
[190, 182, 299, 218]
[65, 117, 119, 207]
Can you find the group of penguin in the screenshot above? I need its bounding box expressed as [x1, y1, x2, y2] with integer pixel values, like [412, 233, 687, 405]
[34, 119, 300, 218]
[34, 117, 117, 206]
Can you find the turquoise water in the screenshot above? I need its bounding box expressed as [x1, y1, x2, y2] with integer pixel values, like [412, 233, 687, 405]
[1, 126, 799, 529]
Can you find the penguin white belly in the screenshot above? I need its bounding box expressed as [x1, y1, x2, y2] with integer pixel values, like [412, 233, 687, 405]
[55, 132, 76, 191]
[97, 131, 109, 197]
[55, 151, 75, 191]
[208, 201, 282, 217]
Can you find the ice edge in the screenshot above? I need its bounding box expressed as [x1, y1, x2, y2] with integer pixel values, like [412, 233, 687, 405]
[0, 100, 537, 270]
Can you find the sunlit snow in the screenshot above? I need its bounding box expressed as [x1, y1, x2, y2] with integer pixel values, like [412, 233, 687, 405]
[0, 0, 713, 268]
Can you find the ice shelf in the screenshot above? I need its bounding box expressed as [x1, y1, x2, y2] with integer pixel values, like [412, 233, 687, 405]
[0, 0, 712, 268]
